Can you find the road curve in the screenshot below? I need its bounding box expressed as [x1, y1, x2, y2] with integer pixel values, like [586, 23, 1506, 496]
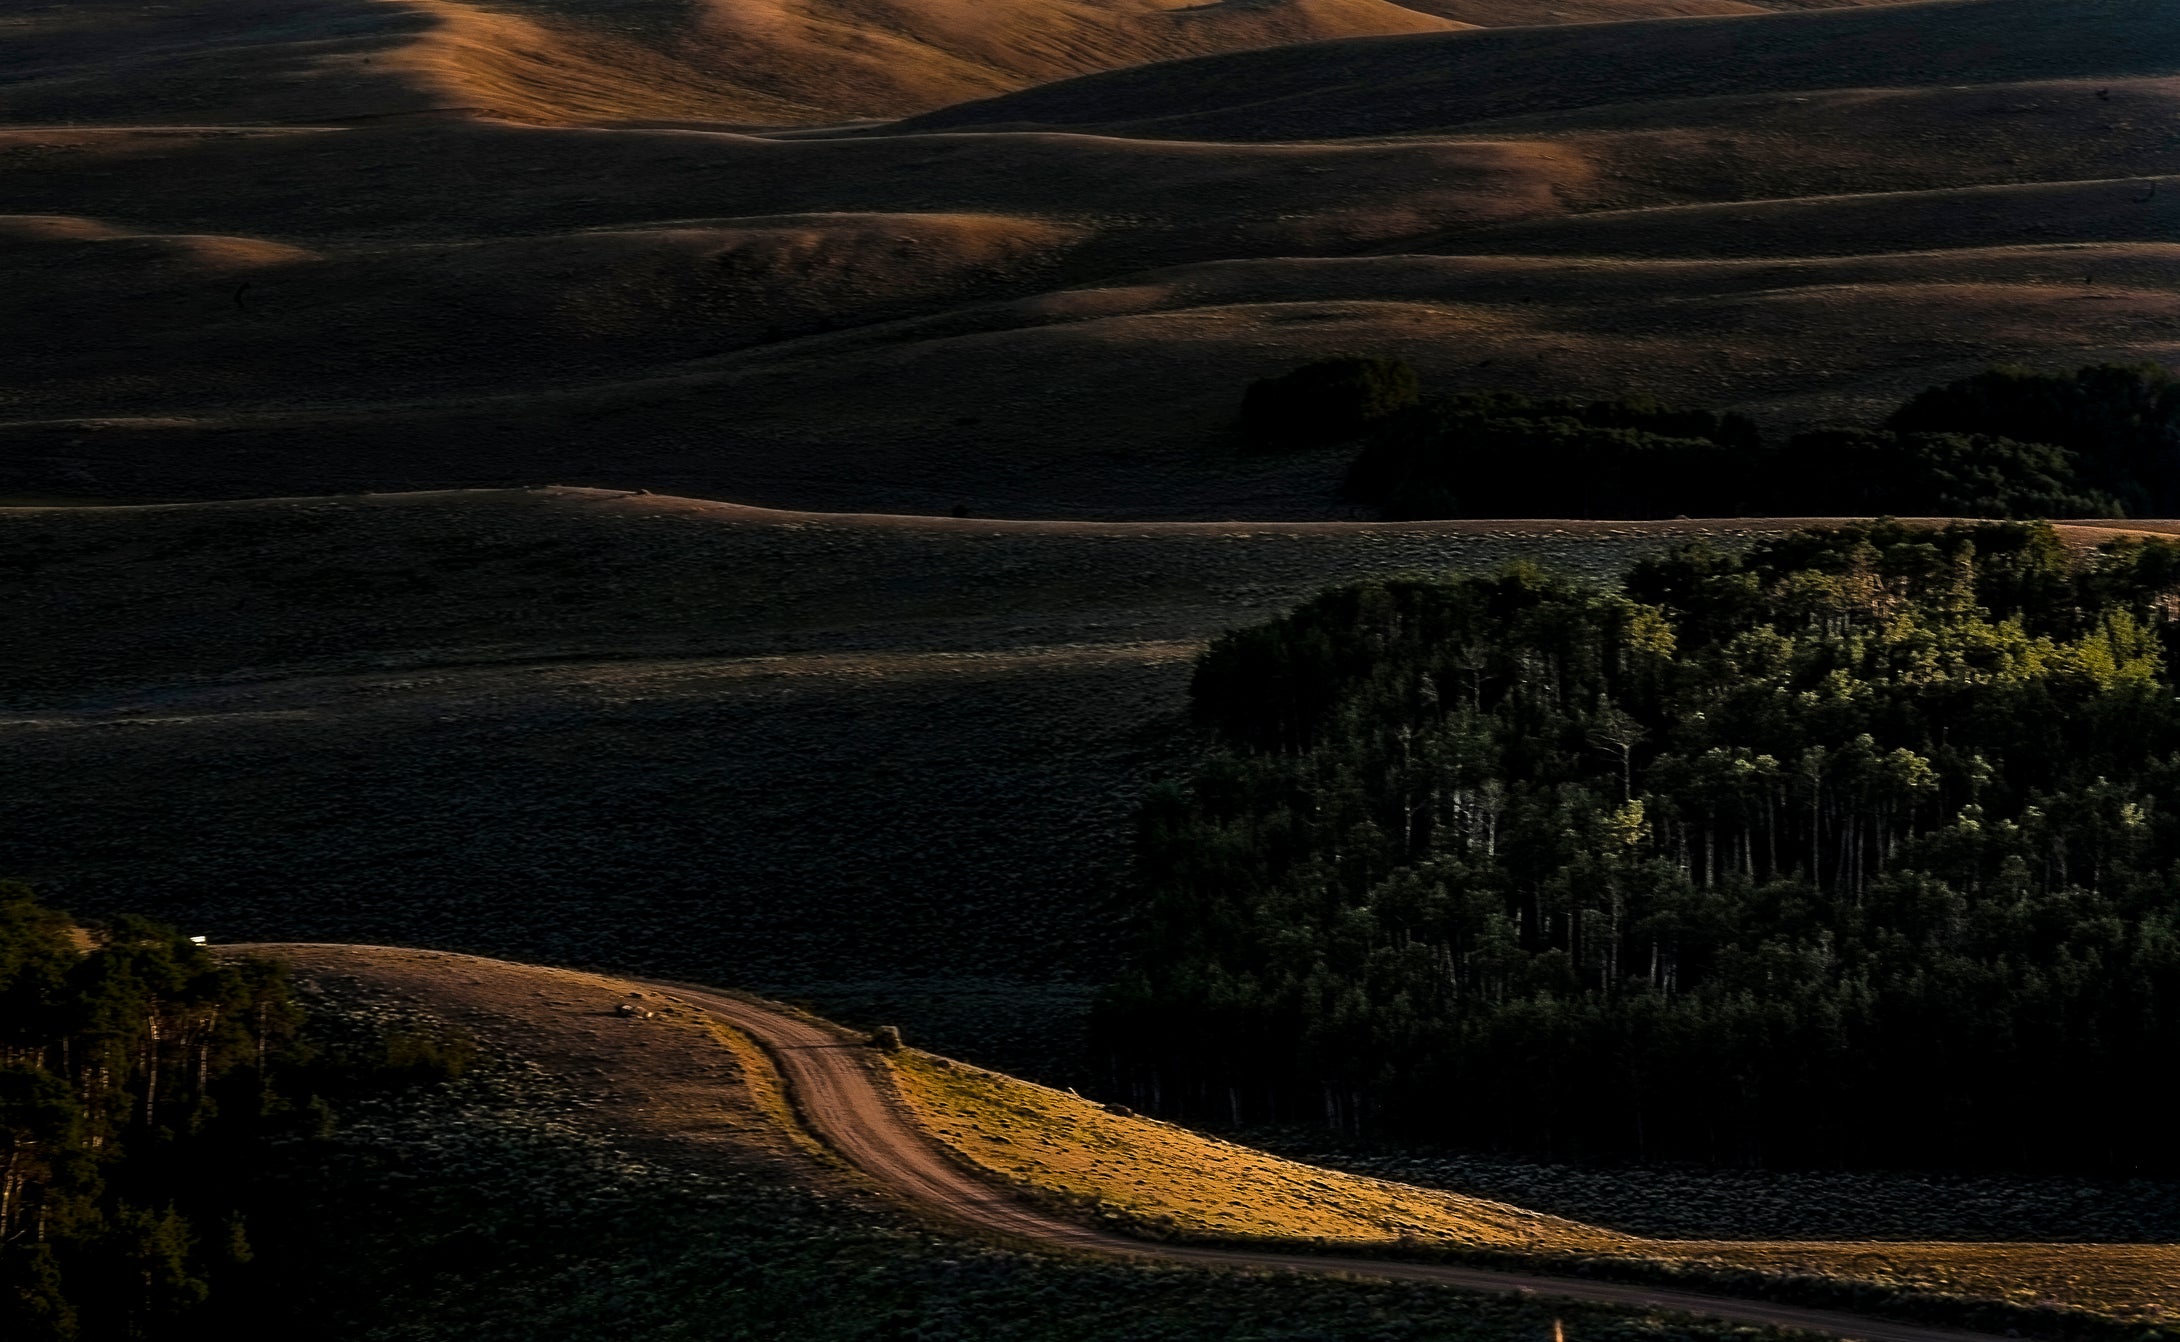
[656, 980, 2011, 1342]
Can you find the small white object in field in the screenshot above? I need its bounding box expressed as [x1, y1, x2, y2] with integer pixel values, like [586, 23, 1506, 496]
[189, 935, 208, 944]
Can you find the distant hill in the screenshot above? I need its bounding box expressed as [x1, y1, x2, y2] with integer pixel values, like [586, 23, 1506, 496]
[901, 0, 2180, 138]
[0, 0, 1457, 127]
[0, 0, 1926, 129]
[2, 0, 2174, 516]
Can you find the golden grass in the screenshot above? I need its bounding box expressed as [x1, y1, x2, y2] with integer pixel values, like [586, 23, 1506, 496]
[891, 1051, 1630, 1251]
[905, 0, 2180, 140]
[383, 0, 1458, 126]
[704, 1019, 843, 1166]
[890, 1049, 2180, 1321]
[385, 0, 820, 123]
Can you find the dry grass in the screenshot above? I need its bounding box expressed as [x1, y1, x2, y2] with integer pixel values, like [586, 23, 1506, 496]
[216, 945, 2180, 1331]
[10, 0, 1894, 130]
[891, 1050, 1629, 1251]
[890, 1047, 2180, 1322]
[6, 2, 2179, 512]
[2, 0, 1466, 129]
[204, 953, 1902, 1342]
[260, 943, 840, 1176]
[385, 0, 826, 124]
[905, 0, 2180, 139]
[4, 116, 2174, 513]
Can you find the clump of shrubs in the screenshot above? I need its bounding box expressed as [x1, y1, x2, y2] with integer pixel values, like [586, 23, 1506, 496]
[1342, 390, 1761, 519]
[1777, 429, 2117, 519]
[1238, 357, 1420, 453]
[1238, 357, 2177, 520]
[1888, 363, 2180, 514]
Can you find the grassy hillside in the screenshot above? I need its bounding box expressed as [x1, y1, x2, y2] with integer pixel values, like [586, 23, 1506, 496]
[0, 0, 1908, 129]
[892, 1049, 1630, 1251]
[0, 0, 1459, 128]
[86, 938, 2163, 1338]
[5, 494, 2171, 1072]
[219, 945, 1829, 1342]
[6, 1, 2176, 514]
[1, 491, 1864, 1072]
[903, 0, 2180, 138]
[891, 1049, 2180, 1325]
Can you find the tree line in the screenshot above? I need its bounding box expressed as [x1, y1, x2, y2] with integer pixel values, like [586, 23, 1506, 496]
[1237, 358, 2179, 520]
[1097, 524, 2180, 1168]
[1, 884, 466, 1340]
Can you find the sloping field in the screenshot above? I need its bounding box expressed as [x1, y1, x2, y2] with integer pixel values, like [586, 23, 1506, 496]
[0, 490, 2163, 1071]
[386, 0, 1465, 126]
[904, 0, 2180, 137]
[14, 234, 2162, 515]
[892, 1049, 1632, 1251]
[892, 1047, 2180, 1321]
[0, 0, 438, 125]
[0, 491, 1912, 1071]
[0, 0, 1458, 127]
[128, 946, 1878, 1342]
[215, 943, 2180, 1332]
[4, 0, 2177, 513]
[1436, 177, 2179, 257]
[0, 0, 1908, 129]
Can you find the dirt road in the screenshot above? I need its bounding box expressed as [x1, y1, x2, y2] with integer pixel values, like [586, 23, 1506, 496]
[659, 981, 2011, 1342]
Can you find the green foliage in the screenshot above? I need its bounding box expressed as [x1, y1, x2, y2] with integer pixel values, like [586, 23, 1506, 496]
[1238, 357, 1421, 453]
[1343, 391, 1763, 518]
[1325, 364, 2180, 519]
[0, 884, 305, 1341]
[1889, 364, 2180, 514]
[365, 1030, 476, 1090]
[1778, 430, 2120, 519]
[1103, 524, 2180, 1167]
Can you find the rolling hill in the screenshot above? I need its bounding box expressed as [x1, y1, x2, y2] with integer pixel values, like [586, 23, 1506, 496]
[3, 489, 2166, 1070]
[209, 942, 2180, 1338]
[902, 0, 2180, 138]
[8, 2, 2180, 1333]
[0, 0, 1459, 128]
[4, 0, 2176, 514]
[0, 0, 1918, 130]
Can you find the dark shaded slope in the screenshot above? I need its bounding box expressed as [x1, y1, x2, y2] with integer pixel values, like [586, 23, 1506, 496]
[899, 0, 2180, 140]
[1424, 176, 2180, 259]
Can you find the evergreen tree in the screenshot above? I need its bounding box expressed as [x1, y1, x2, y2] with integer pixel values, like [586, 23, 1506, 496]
[1102, 525, 2180, 1168]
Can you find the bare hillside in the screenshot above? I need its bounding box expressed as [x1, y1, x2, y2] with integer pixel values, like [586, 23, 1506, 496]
[2, 0, 2175, 514]
[0, 0, 1460, 128]
[6, 0, 2176, 514]
[903, 0, 2180, 137]
[0, 0, 1917, 130]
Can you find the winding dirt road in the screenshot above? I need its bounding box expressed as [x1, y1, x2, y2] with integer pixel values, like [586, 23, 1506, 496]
[658, 980, 2012, 1342]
